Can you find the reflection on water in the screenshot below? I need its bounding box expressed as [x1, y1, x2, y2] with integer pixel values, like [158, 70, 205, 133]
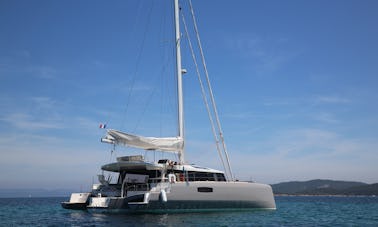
[157, 214, 169, 226]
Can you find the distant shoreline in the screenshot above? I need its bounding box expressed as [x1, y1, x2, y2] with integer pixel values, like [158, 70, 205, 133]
[0, 195, 69, 199]
[275, 194, 377, 197]
[271, 179, 378, 196]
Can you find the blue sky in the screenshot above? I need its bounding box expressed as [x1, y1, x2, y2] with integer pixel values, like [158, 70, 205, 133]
[1, 0, 377, 190]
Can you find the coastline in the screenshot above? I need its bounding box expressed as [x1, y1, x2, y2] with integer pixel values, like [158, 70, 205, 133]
[275, 194, 377, 197]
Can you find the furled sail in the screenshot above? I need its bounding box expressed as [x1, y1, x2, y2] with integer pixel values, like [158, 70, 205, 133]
[101, 129, 183, 152]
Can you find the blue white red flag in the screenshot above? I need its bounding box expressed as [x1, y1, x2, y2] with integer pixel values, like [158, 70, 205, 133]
[99, 123, 107, 129]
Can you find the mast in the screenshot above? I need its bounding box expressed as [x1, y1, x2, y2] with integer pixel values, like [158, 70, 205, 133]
[174, 0, 185, 163]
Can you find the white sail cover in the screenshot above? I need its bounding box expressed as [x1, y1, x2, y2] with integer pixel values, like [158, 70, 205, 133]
[102, 129, 183, 152]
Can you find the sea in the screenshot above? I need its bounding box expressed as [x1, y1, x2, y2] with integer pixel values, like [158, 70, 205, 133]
[0, 196, 377, 226]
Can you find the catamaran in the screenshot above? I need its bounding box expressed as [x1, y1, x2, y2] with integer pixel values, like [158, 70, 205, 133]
[62, 0, 276, 212]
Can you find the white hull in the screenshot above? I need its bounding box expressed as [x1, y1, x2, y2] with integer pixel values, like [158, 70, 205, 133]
[168, 181, 275, 208]
[85, 181, 275, 212]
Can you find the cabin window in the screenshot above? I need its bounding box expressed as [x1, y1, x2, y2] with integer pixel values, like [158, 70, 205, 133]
[158, 159, 169, 164]
[172, 171, 226, 182]
[118, 170, 161, 184]
[197, 187, 213, 192]
[187, 172, 195, 181]
[215, 173, 226, 181]
[185, 172, 221, 181]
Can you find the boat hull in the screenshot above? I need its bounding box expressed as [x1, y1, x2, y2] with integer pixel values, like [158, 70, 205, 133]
[167, 181, 275, 208]
[87, 181, 276, 212]
[61, 202, 88, 210]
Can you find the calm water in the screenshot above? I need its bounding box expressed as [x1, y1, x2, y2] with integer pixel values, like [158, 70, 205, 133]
[0, 196, 377, 226]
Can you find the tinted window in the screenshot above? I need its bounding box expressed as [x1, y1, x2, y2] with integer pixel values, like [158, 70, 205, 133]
[197, 187, 213, 192]
[216, 173, 226, 181]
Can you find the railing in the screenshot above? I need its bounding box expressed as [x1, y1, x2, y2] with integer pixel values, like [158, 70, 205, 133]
[148, 177, 169, 184]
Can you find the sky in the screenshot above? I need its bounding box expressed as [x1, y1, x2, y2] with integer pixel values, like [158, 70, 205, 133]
[1, 0, 378, 190]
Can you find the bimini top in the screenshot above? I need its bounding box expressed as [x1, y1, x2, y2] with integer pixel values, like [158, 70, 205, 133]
[101, 160, 164, 172]
[101, 156, 224, 174]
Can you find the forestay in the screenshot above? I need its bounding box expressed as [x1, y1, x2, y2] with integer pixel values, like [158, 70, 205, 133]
[101, 129, 183, 152]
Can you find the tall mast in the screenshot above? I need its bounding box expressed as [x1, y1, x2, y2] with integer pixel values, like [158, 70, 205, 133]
[174, 0, 185, 163]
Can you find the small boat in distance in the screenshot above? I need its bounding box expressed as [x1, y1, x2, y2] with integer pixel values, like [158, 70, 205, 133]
[62, 0, 276, 212]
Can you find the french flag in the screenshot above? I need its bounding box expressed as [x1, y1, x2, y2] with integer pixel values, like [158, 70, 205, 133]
[99, 123, 107, 129]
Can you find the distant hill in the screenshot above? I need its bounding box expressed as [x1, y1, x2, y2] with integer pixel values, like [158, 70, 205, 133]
[271, 179, 378, 196]
[343, 183, 378, 196]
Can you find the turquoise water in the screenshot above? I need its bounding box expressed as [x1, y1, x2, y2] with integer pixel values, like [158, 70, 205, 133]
[0, 196, 377, 226]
